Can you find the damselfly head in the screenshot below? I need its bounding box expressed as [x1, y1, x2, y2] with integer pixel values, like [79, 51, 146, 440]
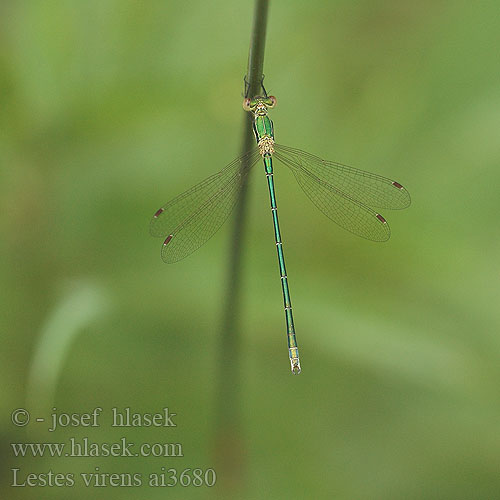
[242, 95, 277, 115]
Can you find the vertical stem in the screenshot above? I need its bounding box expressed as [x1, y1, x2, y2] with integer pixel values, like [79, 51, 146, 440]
[214, 0, 269, 496]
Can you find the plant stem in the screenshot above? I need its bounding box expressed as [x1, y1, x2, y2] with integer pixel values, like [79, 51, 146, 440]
[214, 0, 269, 494]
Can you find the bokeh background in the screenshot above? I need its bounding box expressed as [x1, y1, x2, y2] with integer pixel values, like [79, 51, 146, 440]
[2, 1, 500, 499]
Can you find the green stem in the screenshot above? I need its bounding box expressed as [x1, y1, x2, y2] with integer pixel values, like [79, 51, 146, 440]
[214, 0, 269, 493]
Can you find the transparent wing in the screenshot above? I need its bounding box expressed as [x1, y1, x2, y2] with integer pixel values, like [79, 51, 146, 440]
[150, 148, 260, 263]
[273, 144, 408, 241]
[274, 143, 411, 210]
[290, 167, 390, 241]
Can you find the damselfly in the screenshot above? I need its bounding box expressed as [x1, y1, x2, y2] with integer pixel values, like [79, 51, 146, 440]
[151, 88, 411, 374]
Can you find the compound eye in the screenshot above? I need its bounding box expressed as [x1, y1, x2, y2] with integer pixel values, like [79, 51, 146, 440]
[268, 95, 277, 108]
[242, 98, 252, 111]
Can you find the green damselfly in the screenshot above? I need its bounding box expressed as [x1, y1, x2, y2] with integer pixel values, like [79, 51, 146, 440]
[151, 88, 411, 374]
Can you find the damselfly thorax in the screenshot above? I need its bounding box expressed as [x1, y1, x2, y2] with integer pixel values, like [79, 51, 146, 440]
[257, 136, 275, 156]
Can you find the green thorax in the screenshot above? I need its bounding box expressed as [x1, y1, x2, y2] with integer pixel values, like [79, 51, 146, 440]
[243, 95, 277, 145]
[254, 114, 274, 141]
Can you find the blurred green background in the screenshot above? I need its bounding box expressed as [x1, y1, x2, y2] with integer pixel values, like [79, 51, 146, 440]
[2, 1, 500, 498]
